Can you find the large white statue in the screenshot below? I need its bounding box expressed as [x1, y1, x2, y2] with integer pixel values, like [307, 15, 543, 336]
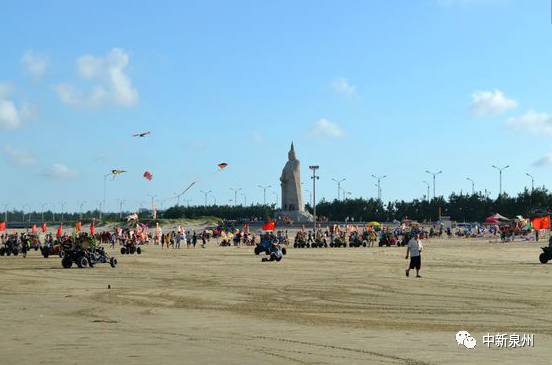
[280, 142, 304, 212]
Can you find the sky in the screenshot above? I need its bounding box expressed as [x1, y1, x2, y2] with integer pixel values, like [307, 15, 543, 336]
[2, 0, 552, 213]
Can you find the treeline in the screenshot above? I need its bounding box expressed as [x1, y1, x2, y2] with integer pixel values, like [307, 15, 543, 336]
[310, 188, 551, 222]
[163, 204, 276, 221]
[4, 188, 551, 224]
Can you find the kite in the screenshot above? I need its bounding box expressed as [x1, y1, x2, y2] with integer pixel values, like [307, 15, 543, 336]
[132, 131, 151, 138]
[217, 162, 228, 170]
[181, 181, 197, 194]
[143, 170, 153, 181]
[111, 169, 127, 176]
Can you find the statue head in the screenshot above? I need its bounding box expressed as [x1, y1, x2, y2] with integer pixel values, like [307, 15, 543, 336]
[288, 142, 296, 161]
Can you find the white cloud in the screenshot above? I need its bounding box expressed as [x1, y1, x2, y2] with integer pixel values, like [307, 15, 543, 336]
[533, 153, 552, 167]
[332, 78, 356, 97]
[0, 82, 13, 98]
[0, 99, 35, 129]
[55, 48, 139, 108]
[470, 89, 517, 117]
[2, 145, 38, 167]
[21, 50, 48, 79]
[43, 163, 79, 180]
[310, 118, 344, 138]
[506, 110, 552, 136]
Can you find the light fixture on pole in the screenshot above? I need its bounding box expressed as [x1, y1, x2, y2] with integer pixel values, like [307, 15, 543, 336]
[229, 188, 242, 206]
[466, 177, 475, 195]
[200, 190, 212, 206]
[309, 165, 320, 233]
[371, 175, 387, 201]
[41, 203, 48, 223]
[491, 165, 510, 197]
[331, 178, 346, 201]
[525, 172, 534, 192]
[79, 201, 86, 220]
[425, 170, 442, 199]
[257, 185, 271, 205]
[422, 181, 430, 201]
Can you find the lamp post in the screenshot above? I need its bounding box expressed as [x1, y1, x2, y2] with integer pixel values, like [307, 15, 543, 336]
[331, 178, 346, 201]
[79, 201, 86, 220]
[272, 191, 279, 208]
[371, 175, 387, 201]
[60, 202, 66, 223]
[147, 194, 157, 219]
[425, 170, 442, 199]
[229, 188, 242, 206]
[525, 172, 534, 192]
[309, 165, 320, 233]
[119, 199, 125, 219]
[466, 177, 475, 195]
[492, 165, 510, 197]
[422, 181, 430, 201]
[41, 203, 48, 223]
[257, 185, 271, 205]
[200, 190, 212, 206]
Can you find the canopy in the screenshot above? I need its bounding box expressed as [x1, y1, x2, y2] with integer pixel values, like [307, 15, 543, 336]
[367, 221, 380, 226]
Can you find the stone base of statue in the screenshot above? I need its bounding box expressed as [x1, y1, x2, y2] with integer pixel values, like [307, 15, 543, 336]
[278, 210, 314, 223]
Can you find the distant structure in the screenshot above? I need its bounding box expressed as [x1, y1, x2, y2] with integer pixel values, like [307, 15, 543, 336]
[280, 142, 313, 223]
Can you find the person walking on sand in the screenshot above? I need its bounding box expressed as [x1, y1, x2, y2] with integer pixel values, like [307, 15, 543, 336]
[405, 233, 423, 278]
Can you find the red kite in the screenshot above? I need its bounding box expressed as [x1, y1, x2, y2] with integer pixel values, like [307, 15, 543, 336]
[217, 162, 228, 170]
[143, 171, 153, 181]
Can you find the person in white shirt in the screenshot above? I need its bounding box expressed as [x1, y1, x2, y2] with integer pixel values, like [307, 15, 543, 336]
[405, 232, 423, 278]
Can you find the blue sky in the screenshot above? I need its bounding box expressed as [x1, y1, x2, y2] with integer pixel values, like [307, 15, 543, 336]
[1, 0, 552, 212]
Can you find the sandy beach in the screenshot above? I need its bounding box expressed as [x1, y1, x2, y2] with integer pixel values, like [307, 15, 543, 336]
[1, 238, 551, 364]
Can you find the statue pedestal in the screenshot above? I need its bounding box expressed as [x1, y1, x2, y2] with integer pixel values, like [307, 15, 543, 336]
[278, 210, 314, 223]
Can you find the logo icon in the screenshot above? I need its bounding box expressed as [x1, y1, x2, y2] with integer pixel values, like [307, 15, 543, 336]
[456, 330, 477, 349]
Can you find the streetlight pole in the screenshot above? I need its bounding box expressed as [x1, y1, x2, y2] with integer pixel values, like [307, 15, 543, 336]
[41, 203, 47, 223]
[257, 185, 271, 205]
[272, 191, 279, 208]
[331, 178, 346, 201]
[466, 178, 475, 195]
[309, 165, 319, 234]
[60, 202, 66, 223]
[371, 175, 387, 201]
[200, 190, 212, 206]
[229, 188, 242, 206]
[492, 165, 510, 197]
[147, 194, 157, 219]
[425, 170, 443, 199]
[525, 172, 534, 192]
[422, 181, 430, 201]
[79, 201, 86, 221]
[119, 199, 125, 219]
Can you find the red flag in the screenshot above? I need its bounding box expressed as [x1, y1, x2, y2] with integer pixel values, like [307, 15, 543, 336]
[41, 223, 47, 233]
[262, 221, 276, 231]
[57, 224, 63, 238]
[532, 216, 551, 230]
[90, 221, 95, 235]
[0, 222, 5, 232]
[31, 224, 37, 234]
